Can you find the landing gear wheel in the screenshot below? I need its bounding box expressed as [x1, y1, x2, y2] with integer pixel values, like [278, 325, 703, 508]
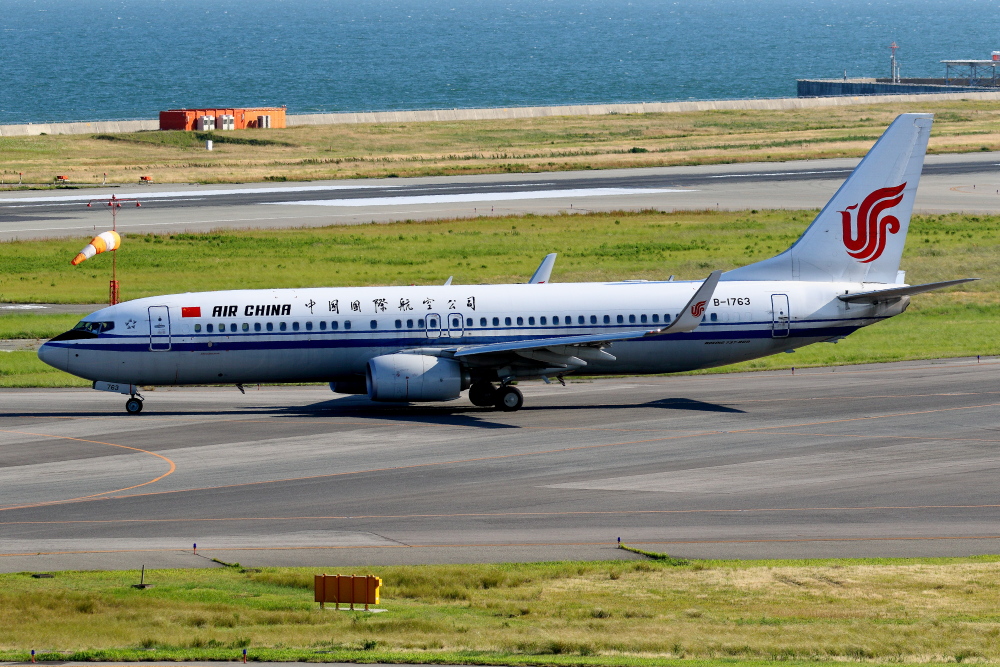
[125, 397, 144, 414]
[495, 386, 523, 412]
[469, 382, 497, 407]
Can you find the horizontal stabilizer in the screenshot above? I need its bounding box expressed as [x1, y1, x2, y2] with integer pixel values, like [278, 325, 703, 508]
[839, 278, 978, 303]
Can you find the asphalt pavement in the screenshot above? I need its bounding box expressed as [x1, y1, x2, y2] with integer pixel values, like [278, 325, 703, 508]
[2, 358, 999, 573]
[1, 152, 998, 240]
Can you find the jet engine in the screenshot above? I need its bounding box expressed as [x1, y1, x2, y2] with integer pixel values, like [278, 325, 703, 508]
[366, 354, 469, 402]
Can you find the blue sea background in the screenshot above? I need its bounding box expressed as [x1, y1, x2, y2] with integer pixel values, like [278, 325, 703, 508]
[1, 0, 999, 124]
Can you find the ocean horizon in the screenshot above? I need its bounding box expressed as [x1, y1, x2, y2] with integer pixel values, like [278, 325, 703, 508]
[2, 0, 999, 125]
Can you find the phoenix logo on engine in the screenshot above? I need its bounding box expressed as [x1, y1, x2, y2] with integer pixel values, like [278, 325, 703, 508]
[840, 183, 906, 263]
[691, 300, 707, 317]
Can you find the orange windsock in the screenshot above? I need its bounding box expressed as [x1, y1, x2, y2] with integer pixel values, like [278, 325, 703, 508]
[72, 230, 121, 266]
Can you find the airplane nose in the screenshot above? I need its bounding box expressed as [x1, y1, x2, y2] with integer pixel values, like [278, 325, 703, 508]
[37, 342, 69, 372]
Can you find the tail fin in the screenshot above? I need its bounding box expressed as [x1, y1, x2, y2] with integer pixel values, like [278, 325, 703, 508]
[724, 113, 932, 283]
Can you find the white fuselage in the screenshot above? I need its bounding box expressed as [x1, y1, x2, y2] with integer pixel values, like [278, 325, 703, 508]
[39, 279, 903, 386]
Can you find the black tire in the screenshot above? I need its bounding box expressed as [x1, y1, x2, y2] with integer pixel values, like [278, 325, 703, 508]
[494, 386, 523, 412]
[468, 382, 496, 407]
[125, 397, 143, 414]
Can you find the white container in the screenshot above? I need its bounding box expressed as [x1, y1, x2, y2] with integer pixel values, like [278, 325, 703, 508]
[206, 139, 213, 151]
[196, 115, 215, 131]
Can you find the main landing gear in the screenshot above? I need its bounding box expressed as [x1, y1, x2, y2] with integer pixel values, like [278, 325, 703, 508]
[468, 382, 524, 412]
[125, 395, 144, 414]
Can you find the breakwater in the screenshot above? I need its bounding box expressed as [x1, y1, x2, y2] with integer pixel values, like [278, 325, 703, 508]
[5, 90, 1000, 138]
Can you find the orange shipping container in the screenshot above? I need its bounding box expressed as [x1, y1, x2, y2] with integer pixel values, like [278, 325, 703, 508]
[159, 107, 286, 131]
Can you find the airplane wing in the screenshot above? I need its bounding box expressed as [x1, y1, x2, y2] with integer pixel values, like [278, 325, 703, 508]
[839, 278, 977, 303]
[452, 271, 722, 368]
[529, 253, 557, 284]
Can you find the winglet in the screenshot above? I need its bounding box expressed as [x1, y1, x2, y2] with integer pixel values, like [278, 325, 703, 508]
[529, 253, 557, 284]
[650, 270, 723, 336]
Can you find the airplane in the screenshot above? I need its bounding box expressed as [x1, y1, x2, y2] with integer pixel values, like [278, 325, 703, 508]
[38, 113, 975, 414]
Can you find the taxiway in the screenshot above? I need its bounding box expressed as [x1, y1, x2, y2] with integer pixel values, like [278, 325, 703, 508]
[2, 358, 999, 572]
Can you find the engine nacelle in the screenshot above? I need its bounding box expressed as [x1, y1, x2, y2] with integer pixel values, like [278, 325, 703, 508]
[366, 354, 469, 402]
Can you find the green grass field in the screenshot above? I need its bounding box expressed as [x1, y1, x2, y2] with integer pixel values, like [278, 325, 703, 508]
[2, 556, 999, 665]
[1, 209, 996, 386]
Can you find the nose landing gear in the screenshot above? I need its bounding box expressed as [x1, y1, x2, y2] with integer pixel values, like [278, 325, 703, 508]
[125, 395, 144, 414]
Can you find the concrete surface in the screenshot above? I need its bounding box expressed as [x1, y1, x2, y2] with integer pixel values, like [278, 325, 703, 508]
[2, 358, 999, 573]
[5, 90, 1000, 136]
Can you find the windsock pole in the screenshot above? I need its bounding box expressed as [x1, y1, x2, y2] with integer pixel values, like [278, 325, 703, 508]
[84, 194, 141, 305]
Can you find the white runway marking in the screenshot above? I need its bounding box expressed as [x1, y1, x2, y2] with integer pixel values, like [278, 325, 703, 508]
[265, 187, 693, 207]
[709, 169, 853, 179]
[0, 184, 387, 204]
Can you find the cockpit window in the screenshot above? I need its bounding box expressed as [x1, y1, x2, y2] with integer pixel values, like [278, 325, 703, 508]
[72, 320, 114, 334]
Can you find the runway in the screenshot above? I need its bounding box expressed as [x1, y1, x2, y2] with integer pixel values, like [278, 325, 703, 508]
[2, 151, 999, 240]
[2, 357, 1000, 572]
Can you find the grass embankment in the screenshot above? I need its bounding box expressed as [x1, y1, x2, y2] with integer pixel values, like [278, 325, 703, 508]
[3, 101, 1000, 183]
[2, 557, 1000, 665]
[2, 209, 996, 386]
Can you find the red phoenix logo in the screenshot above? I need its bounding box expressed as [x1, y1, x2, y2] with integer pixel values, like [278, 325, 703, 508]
[691, 300, 707, 317]
[840, 183, 906, 263]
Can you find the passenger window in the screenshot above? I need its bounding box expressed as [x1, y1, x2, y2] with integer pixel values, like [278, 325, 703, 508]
[195, 323, 202, 332]
[466, 318, 473, 326]
[540, 316, 547, 325]
[527, 317, 534, 325]
[640, 314, 647, 323]
[505, 317, 512, 326]
[552, 316, 559, 325]
[617, 315, 624, 324]
[590, 315, 597, 324]
[242, 322, 249, 332]
[429, 317, 438, 328]
[345, 320, 352, 330]
[266, 322, 274, 332]
[219, 322, 225, 331]
[579, 315, 586, 324]
[407, 319, 414, 328]
[710, 313, 718, 322]
[254, 322, 261, 332]
[207, 323, 214, 333]
[331, 321, 339, 330]
[395, 319, 402, 329]
[292, 322, 300, 331]
[629, 314, 636, 324]
[493, 317, 500, 326]
[665, 314, 672, 322]
[417, 319, 424, 327]
[652, 314, 659, 323]
[230, 323, 237, 332]
[319, 321, 326, 330]
[280, 322, 287, 331]
[603, 315, 610, 324]
[516, 316, 523, 325]
[480, 317, 487, 326]
[306, 321, 313, 331]
[370, 320, 378, 329]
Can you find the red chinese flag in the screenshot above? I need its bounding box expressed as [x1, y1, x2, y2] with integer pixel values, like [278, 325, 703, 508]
[181, 307, 201, 318]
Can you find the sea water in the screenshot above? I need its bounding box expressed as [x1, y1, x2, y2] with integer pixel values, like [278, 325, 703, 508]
[1, 0, 998, 124]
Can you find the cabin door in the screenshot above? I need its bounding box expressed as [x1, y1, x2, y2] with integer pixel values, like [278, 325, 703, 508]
[148, 306, 172, 351]
[770, 294, 790, 338]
